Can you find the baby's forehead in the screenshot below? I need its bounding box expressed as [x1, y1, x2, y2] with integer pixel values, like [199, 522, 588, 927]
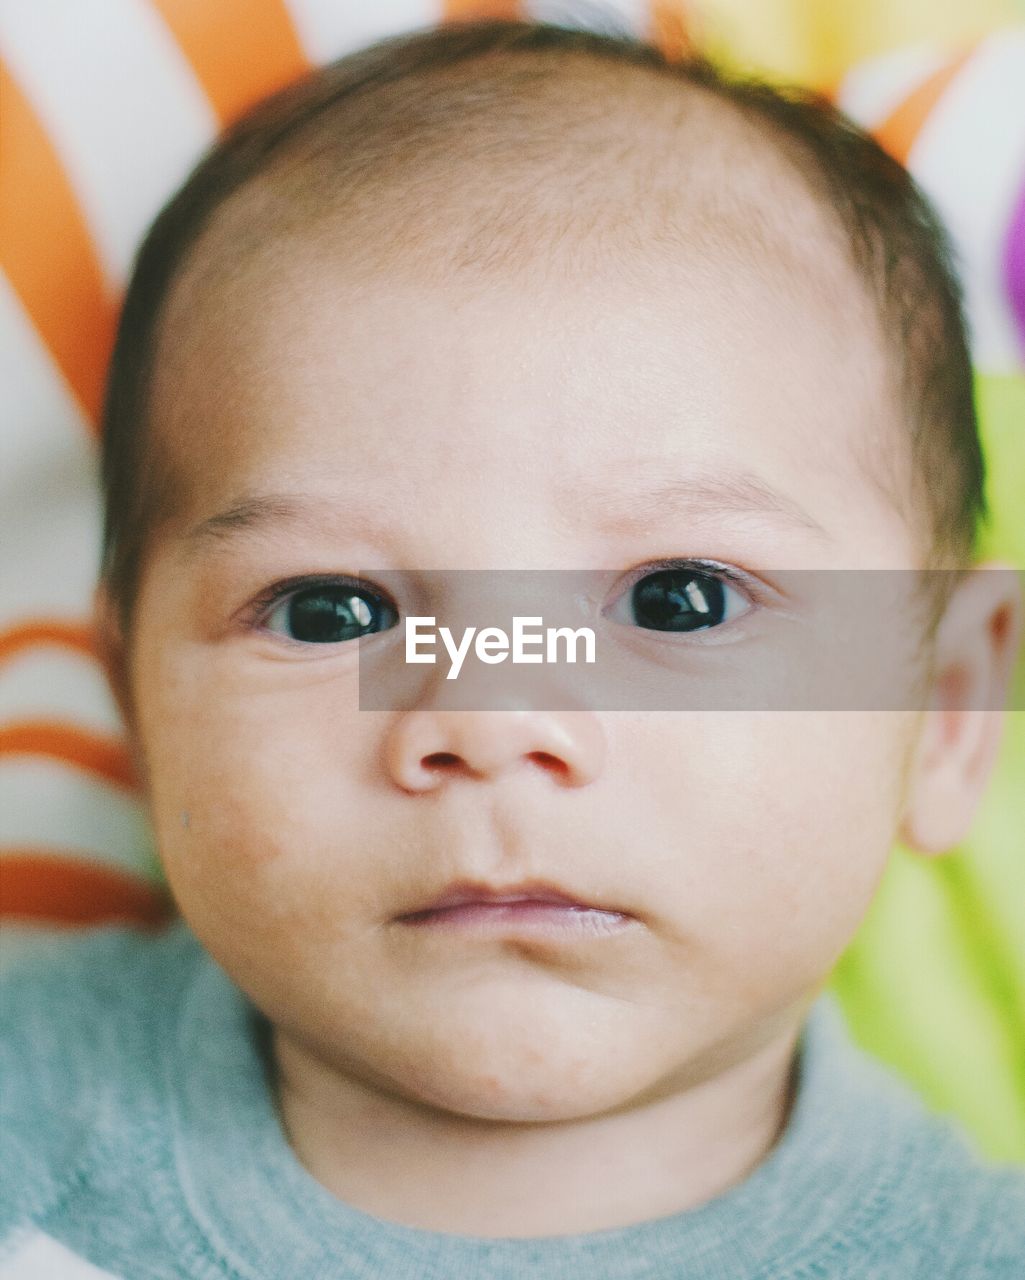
[145, 53, 898, 540]
[161, 55, 872, 356]
[158, 170, 879, 472]
[150, 227, 894, 545]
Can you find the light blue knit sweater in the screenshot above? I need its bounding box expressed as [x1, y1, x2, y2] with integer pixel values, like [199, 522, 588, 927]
[1, 918, 1023, 1279]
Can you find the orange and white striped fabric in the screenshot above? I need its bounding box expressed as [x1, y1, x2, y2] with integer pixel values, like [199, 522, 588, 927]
[1, 1, 1023, 931]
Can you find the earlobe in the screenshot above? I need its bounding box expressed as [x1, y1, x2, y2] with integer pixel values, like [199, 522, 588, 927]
[898, 562, 1022, 855]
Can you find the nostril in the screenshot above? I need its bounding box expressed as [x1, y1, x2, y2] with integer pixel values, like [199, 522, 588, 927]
[420, 751, 569, 778]
[529, 751, 569, 779]
[424, 752, 461, 768]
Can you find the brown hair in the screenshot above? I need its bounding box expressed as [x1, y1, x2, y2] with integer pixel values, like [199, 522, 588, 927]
[99, 17, 985, 629]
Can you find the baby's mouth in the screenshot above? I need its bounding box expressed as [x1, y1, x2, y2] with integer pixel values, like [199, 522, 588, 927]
[394, 879, 633, 937]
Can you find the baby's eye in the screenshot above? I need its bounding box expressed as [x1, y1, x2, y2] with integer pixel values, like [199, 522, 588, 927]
[610, 564, 752, 633]
[262, 582, 398, 644]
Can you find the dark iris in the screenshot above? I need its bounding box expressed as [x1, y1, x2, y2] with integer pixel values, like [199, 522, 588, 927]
[631, 569, 727, 632]
[284, 586, 395, 643]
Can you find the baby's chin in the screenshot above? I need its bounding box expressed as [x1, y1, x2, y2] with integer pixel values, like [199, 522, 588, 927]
[342, 989, 690, 1125]
[379, 1040, 662, 1126]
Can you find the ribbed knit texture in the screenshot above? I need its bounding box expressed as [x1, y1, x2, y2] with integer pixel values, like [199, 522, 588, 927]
[2, 919, 1024, 1279]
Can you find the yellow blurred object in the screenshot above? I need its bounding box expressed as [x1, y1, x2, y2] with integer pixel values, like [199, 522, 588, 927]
[688, 0, 1022, 86]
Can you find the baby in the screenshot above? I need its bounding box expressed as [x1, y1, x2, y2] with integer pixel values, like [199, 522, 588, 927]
[2, 17, 1024, 1280]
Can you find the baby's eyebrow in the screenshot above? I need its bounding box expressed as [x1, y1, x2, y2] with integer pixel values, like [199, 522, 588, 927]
[559, 463, 832, 540]
[179, 494, 382, 555]
[181, 465, 830, 556]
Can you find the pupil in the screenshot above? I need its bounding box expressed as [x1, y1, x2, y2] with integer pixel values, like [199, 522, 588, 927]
[288, 588, 376, 643]
[632, 570, 725, 631]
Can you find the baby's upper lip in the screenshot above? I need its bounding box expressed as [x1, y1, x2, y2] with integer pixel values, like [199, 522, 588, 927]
[401, 879, 624, 916]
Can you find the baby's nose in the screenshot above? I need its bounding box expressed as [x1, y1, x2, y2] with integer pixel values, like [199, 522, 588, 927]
[383, 707, 605, 792]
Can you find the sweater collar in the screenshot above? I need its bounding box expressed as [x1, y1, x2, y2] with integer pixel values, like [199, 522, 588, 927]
[156, 922, 915, 1280]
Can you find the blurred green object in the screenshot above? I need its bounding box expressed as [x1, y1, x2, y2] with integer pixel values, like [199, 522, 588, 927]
[830, 373, 1025, 1162]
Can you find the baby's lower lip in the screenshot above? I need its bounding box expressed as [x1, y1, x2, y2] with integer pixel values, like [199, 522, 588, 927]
[397, 901, 631, 937]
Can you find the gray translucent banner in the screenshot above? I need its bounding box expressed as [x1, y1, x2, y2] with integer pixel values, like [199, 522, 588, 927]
[349, 569, 1024, 711]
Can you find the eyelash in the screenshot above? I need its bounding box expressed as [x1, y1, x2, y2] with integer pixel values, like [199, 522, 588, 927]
[242, 560, 763, 638]
[244, 574, 374, 622]
[615, 557, 756, 601]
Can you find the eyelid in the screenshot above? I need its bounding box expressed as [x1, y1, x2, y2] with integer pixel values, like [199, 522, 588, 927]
[611, 558, 761, 603]
[239, 573, 397, 631]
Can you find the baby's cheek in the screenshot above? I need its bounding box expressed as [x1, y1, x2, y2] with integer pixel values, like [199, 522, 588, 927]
[137, 659, 365, 918]
[714, 712, 907, 944]
[631, 711, 909, 996]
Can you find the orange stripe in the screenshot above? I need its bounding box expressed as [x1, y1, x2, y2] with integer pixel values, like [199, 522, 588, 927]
[0, 60, 118, 429]
[0, 721, 136, 791]
[872, 45, 975, 165]
[149, 0, 309, 128]
[0, 852, 175, 928]
[0, 619, 98, 666]
[649, 1, 693, 63]
[443, 0, 522, 19]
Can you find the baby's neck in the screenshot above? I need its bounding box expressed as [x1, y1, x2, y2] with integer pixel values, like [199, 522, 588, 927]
[269, 1018, 803, 1239]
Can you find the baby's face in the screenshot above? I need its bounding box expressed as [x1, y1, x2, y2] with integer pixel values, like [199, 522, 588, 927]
[125, 239, 923, 1122]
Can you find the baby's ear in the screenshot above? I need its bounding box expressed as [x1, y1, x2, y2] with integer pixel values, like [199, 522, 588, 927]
[899, 562, 1022, 853]
[92, 581, 137, 740]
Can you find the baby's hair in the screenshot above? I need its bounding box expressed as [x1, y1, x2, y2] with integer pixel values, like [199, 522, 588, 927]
[99, 17, 985, 631]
